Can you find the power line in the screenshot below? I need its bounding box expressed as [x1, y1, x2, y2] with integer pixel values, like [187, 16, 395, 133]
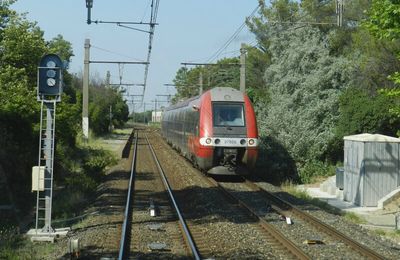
[91, 45, 145, 62]
[141, 0, 152, 23]
[140, 0, 160, 106]
[206, 4, 260, 63]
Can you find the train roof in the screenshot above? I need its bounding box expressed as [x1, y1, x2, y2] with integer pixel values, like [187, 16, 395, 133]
[164, 94, 200, 111]
[164, 87, 244, 112]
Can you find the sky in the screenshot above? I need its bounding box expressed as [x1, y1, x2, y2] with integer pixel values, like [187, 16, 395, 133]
[11, 0, 260, 111]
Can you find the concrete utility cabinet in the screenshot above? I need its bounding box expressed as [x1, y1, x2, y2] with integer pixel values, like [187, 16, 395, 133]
[343, 134, 400, 206]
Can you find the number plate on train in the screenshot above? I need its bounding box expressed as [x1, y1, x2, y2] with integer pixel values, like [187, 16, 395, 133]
[223, 139, 238, 145]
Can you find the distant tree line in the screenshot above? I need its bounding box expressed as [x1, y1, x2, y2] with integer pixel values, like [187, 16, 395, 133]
[171, 0, 400, 183]
[0, 0, 129, 217]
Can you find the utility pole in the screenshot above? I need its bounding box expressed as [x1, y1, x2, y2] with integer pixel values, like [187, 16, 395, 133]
[157, 94, 172, 106]
[109, 105, 112, 132]
[199, 70, 203, 95]
[82, 38, 90, 140]
[182, 62, 240, 93]
[240, 43, 246, 93]
[106, 71, 110, 88]
[143, 103, 146, 123]
[83, 52, 148, 138]
[336, 0, 344, 27]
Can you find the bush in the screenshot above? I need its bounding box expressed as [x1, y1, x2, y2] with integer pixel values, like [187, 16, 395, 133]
[255, 135, 298, 184]
[298, 160, 336, 184]
[83, 148, 116, 182]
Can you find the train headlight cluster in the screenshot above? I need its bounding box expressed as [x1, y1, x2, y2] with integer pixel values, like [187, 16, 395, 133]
[200, 137, 258, 147]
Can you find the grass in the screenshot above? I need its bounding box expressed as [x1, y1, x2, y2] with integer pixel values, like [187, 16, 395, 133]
[281, 181, 341, 215]
[147, 122, 161, 129]
[0, 234, 56, 260]
[282, 182, 373, 225]
[0, 226, 54, 260]
[343, 212, 367, 224]
[371, 229, 400, 244]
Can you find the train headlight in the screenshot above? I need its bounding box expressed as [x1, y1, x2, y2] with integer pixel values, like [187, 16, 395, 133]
[206, 138, 212, 144]
[240, 139, 246, 145]
[248, 139, 255, 145]
[215, 138, 220, 144]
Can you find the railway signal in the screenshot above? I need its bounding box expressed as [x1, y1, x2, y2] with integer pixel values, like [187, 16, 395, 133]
[29, 54, 70, 242]
[37, 54, 63, 100]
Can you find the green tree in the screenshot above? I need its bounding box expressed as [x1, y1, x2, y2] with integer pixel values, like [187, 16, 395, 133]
[363, 0, 400, 120]
[48, 34, 74, 64]
[87, 80, 129, 135]
[259, 26, 352, 164]
[0, 16, 46, 83]
[328, 87, 400, 161]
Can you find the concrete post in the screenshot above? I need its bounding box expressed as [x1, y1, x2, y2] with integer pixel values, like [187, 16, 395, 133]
[240, 43, 246, 93]
[82, 39, 90, 140]
[199, 70, 203, 95]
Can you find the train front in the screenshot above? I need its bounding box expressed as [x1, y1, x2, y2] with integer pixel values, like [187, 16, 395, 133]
[198, 87, 259, 175]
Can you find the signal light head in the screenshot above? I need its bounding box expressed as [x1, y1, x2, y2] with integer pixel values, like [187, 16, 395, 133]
[206, 138, 212, 144]
[249, 139, 255, 145]
[37, 54, 63, 99]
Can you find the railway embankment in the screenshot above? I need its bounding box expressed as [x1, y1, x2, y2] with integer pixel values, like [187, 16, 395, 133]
[0, 128, 133, 259]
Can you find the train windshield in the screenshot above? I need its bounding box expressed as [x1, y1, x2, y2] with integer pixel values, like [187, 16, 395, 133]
[213, 103, 245, 127]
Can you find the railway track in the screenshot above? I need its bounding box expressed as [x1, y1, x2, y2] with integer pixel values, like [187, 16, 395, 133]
[147, 131, 310, 259]
[146, 134, 201, 260]
[211, 175, 387, 259]
[118, 130, 138, 259]
[200, 176, 310, 260]
[242, 179, 386, 260]
[118, 129, 198, 259]
[116, 129, 389, 259]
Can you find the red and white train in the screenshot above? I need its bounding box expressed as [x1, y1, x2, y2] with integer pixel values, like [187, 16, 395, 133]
[161, 87, 258, 175]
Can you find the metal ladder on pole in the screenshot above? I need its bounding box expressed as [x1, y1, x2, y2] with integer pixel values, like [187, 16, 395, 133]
[35, 99, 56, 234]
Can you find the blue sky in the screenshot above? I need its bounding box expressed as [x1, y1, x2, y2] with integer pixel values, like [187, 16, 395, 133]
[12, 0, 260, 110]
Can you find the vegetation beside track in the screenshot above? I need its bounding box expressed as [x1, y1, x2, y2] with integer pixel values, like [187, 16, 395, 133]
[170, 0, 400, 184]
[0, 2, 129, 258]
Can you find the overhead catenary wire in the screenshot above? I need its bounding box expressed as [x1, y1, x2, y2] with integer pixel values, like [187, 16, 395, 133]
[205, 4, 260, 63]
[204, 0, 338, 64]
[141, 0, 152, 23]
[86, 1, 160, 111]
[91, 45, 145, 62]
[139, 0, 160, 106]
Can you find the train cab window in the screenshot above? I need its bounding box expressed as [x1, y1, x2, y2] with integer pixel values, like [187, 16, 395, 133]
[212, 103, 245, 127]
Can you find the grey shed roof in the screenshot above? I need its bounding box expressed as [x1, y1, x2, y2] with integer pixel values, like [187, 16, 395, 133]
[343, 133, 400, 143]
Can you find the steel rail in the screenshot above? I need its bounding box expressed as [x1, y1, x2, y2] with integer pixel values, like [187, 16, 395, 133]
[145, 135, 201, 260]
[244, 180, 386, 260]
[118, 130, 138, 260]
[205, 177, 310, 260]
